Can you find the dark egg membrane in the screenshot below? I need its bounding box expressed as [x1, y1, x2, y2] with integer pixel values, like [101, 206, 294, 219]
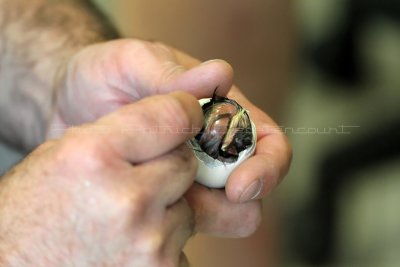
[195, 95, 253, 163]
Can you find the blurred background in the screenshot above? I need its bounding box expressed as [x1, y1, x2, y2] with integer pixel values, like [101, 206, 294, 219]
[1, 0, 400, 266]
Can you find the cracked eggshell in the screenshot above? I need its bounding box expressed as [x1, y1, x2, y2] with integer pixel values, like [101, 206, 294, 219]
[190, 98, 257, 188]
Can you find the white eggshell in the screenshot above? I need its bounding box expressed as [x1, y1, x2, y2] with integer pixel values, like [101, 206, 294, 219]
[190, 98, 257, 188]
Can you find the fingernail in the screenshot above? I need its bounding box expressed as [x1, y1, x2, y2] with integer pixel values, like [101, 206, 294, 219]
[239, 178, 264, 203]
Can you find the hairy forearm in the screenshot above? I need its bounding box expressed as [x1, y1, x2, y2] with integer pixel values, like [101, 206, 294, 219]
[0, 0, 118, 151]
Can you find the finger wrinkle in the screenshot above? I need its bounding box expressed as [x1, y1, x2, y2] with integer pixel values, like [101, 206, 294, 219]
[159, 62, 186, 86]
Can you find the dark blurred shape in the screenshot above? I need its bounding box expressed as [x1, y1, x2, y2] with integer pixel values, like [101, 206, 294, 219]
[293, 0, 400, 265]
[294, 119, 400, 264]
[308, 0, 400, 88]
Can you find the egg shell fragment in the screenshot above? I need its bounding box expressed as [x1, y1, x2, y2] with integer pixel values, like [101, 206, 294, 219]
[191, 98, 257, 188]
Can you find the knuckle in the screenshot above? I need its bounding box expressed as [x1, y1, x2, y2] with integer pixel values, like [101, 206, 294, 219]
[114, 39, 164, 69]
[151, 41, 172, 53]
[131, 188, 155, 209]
[54, 126, 110, 172]
[97, 185, 153, 223]
[116, 191, 149, 219]
[114, 39, 148, 56]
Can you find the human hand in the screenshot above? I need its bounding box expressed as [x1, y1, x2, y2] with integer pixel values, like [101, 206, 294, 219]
[49, 39, 292, 237]
[0, 92, 200, 267]
[49, 39, 233, 129]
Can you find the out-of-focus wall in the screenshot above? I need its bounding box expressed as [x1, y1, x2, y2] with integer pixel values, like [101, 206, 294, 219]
[280, 1, 400, 266]
[105, 0, 295, 120]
